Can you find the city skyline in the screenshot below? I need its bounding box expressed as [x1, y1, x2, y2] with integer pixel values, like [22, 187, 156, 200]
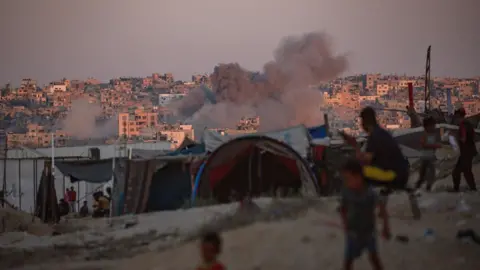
[1, 0, 479, 85]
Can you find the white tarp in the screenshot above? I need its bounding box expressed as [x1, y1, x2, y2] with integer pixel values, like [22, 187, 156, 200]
[203, 125, 311, 158]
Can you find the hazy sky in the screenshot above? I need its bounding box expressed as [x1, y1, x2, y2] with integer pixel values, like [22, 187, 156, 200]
[1, 0, 479, 85]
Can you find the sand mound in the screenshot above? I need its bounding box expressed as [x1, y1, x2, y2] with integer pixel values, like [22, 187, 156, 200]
[0, 206, 53, 236]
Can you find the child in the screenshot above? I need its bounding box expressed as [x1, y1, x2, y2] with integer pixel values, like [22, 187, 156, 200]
[415, 117, 442, 191]
[339, 159, 390, 270]
[197, 231, 225, 270]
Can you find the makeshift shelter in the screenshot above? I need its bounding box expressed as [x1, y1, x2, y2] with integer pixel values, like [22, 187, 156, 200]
[117, 157, 195, 214]
[55, 156, 200, 215]
[194, 135, 318, 203]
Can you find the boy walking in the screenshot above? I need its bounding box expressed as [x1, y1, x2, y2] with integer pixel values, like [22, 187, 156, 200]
[197, 231, 226, 270]
[415, 117, 441, 192]
[339, 159, 390, 270]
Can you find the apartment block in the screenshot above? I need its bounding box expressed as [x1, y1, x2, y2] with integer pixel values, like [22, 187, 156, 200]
[118, 109, 158, 138]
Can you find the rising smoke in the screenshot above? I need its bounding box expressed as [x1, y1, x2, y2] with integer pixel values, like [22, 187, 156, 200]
[60, 98, 118, 139]
[170, 32, 348, 132]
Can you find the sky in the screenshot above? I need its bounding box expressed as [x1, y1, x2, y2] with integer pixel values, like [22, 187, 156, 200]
[0, 0, 479, 85]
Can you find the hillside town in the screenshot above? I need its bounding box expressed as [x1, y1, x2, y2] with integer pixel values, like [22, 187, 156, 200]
[0, 73, 479, 149]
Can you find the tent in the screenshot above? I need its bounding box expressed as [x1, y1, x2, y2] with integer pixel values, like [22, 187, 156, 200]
[116, 157, 195, 214]
[55, 156, 200, 215]
[193, 135, 318, 203]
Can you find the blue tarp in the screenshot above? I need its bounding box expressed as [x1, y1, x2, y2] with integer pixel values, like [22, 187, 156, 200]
[308, 125, 327, 139]
[191, 161, 206, 205]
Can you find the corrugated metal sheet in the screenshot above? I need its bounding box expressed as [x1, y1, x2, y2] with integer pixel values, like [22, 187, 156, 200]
[6, 141, 172, 159]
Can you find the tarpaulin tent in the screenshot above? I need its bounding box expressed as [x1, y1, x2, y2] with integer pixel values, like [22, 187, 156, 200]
[116, 156, 198, 214]
[55, 155, 200, 215]
[194, 135, 318, 203]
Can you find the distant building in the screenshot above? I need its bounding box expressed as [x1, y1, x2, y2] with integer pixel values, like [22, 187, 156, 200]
[118, 109, 158, 138]
[47, 82, 67, 93]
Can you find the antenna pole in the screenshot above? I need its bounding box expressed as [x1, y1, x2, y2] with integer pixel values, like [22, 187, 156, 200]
[424, 46, 431, 113]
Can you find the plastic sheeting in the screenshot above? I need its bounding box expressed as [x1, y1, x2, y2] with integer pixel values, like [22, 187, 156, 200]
[55, 159, 116, 183]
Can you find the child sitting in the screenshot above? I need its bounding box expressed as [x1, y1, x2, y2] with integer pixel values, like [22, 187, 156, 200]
[339, 159, 391, 270]
[197, 231, 225, 270]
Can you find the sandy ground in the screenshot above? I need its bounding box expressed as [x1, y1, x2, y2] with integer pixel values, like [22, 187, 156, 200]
[2, 165, 480, 270]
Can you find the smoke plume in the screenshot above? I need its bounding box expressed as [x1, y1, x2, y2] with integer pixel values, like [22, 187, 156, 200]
[60, 98, 118, 139]
[170, 32, 348, 132]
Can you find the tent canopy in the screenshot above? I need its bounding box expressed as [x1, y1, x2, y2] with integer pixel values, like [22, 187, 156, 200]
[196, 135, 317, 203]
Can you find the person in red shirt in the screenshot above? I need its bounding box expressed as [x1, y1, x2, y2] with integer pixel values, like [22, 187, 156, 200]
[67, 187, 77, 212]
[452, 108, 477, 192]
[197, 232, 225, 270]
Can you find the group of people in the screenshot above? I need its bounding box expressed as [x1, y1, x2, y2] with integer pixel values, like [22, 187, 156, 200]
[338, 106, 477, 270]
[58, 187, 112, 219]
[200, 106, 477, 270]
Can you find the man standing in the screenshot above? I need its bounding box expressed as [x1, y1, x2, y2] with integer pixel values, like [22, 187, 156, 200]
[67, 186, 77, 212]
[341, 107, 420, 219]
[452, 108, 477, 192]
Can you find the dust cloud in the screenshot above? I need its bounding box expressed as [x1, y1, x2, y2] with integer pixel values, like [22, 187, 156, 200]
[60, 98, 118, 139]
[170, 32, 348, 132]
